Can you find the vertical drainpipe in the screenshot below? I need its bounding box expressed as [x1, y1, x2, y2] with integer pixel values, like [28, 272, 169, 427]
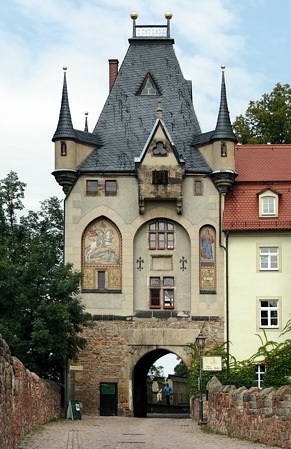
[63, 195, 69, 417]
[219, 192, 230, 378]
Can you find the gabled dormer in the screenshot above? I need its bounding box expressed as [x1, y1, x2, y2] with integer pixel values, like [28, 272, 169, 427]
[138, 73, 160, 96]
[135, 117, 185, 214]
[258, 188, 280, 218]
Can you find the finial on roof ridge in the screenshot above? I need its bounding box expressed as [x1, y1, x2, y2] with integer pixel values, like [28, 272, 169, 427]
[157, 100, 163, 119]
[84, 112, 89, 132]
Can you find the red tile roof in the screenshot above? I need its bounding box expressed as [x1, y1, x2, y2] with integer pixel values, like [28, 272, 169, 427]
[223, 145, 291, 231]
[235, 144, 291, 182]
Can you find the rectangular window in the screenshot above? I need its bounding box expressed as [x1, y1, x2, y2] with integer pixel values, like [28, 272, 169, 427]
[150, 290, 161, 308]
[260, 247, 279, 270]
[255, 364, 266, 389]
[163, 289, 174, 308]
[163, 277, 174, 287]
[194, 180, 202, 195]
[149, 277, 174, 309]
[60, 141, 67, 156]
[152, 170, 168, 185]
[86, 180, 98, 195]
[97, 271, 106, 290]
[105, 180, 117, 196]
[260, 300, 278, 328]
[158, 233, 165, 249]
[262, 196, 275, 215]
[149, 233, 156, 249]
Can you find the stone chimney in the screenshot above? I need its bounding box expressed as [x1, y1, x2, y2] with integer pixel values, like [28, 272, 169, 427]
[108, 59, 119, 91]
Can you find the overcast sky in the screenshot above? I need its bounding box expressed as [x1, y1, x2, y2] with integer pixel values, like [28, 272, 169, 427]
[1, 0, 291, 211]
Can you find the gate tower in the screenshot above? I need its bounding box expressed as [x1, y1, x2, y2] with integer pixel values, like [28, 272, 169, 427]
[52, 13, 237, 416]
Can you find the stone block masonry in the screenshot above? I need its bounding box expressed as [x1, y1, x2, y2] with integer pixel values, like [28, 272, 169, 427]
[208, 382, 291, 448]
[0, 334, 61, 449]
[72, 317, 224, 415]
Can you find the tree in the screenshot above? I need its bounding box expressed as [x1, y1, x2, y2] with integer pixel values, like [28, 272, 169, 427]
[149, 365, 165, 378]
[233, 83, 291, 144]
[174, 358, 188, 377]
[0, 171, 91, 381]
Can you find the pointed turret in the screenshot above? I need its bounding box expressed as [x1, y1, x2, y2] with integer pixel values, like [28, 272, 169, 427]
[211, 65, 237, 142]
[52, 67, 76, 141]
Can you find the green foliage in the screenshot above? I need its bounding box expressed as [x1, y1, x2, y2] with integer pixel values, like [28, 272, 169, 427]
[174, 358, 188, 377]
[149, 365, 165, 378]
[188, 322, 291, 395]
[0, 172, 91, 381]
[188, 342, 257, 396]
[233, 83, 291, 144]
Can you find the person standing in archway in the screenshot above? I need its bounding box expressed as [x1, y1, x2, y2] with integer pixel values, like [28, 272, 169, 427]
[164, 383, 172, 405]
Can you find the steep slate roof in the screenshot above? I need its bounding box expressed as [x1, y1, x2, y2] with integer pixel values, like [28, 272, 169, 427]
[52, 70, 102, 146]
[211, 68, 237, 142]
[223, 145, 291, 231]
[192, 68, 236, 147]
[77, 34, 211, 174]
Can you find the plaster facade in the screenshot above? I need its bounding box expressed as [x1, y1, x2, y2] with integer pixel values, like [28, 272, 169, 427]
[228, 232, 291, 361]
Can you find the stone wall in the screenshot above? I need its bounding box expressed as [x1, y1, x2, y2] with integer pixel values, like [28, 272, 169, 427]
[0, 335, 61, 449]
[207, 382, 291, 448]
[71, 317, 223, 415]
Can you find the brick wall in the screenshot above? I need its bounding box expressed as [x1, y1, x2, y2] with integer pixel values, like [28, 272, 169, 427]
[207, 383, 291, 448]
[0, 335, 61, 449]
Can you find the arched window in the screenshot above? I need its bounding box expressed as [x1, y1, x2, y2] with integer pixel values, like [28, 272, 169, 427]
[199, 225, 216, 292]
[82, 218, 121, 291]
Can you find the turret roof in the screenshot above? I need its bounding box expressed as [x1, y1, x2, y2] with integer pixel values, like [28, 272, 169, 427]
[52, 70, 76, 141]
[211, 67, 237, 142]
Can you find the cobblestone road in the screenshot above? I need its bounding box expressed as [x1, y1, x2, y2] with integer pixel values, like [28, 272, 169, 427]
[16, 415, 280, 449]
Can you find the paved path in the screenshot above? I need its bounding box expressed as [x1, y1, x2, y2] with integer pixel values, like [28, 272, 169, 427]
[16, 415, 280, 449]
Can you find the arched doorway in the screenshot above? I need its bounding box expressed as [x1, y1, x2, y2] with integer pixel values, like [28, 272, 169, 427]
[133, 348, 175, 417]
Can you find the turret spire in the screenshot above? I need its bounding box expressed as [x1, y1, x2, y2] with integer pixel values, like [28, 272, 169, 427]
[52, 67, 76, 141]
[211, 65, 237, 142]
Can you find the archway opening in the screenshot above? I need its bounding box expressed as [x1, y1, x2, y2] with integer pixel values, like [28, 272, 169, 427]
[133, 349, 189, 417]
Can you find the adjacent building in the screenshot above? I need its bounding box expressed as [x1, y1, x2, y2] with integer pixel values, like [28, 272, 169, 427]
[223, 144, 291, 386]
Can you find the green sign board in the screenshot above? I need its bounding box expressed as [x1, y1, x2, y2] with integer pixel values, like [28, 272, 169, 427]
[101, 383, 116, 395]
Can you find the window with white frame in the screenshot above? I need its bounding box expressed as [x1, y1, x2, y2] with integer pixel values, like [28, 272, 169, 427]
[259, 299, 278, 328]
[259, 190, 278, 217]
[255, 364, 266, 389]
[262, 196, 275, 215]
[259, 247, 279, 270]
[149, 276, 174, 309]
